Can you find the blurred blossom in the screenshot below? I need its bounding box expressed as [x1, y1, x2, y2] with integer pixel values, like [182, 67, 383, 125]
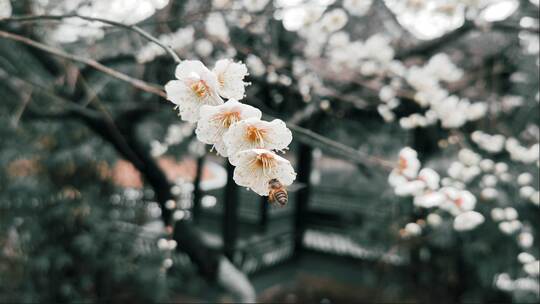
[343, 0, 373, 16]
[404, 222, 422, 237]
[205, 12, 230, 42]
[518, 252, 536, 264]
[518, 232, 534, 248]
[195, 39, 214, 58]
[499, 220, 522, 235]
[0, 0, 12, 19]
[246, 54, 266, 76]
[480, 188, 498, 200]
[427, 213, 442, 227]
[201, 195, 217, 208]
[137, 27, 195, 63]
[478, 0, 519, 22]
[384, 0, 465, 40]
[150, 140, 168, 157]
[320, 8, 349, 32]
[471, 131, 506, 153]
[243, 0, 270, 12]
[491, 208, 505, 221]
[39, 0, 170, 43]
[517, 172, 533, 186]
[453, 210, 485, 231]
[524, 261, 540, 277]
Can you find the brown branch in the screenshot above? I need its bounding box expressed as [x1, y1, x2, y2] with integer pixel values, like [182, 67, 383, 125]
[1, 13, 182, 63]
[0, 29, 167, 98]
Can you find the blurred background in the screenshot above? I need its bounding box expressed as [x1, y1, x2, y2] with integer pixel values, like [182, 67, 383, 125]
[0, 0, 539, 303]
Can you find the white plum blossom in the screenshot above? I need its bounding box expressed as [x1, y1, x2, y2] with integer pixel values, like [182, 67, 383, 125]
[418, 168, 440, 190]
[232, 149, 296, 196]
[224, 118, 292, 162]
[194, 39, 214, 57]
[196, 99, 262, 157]
[136, 27, 194, 63]
[427, 213, 443, 227]
[205, 12, 229, 42]
[0, 0, 12, 19]
[165, 60, 223, 122]
[524, 260, 540, 277]
[212, 59, 249, 100]
[471, 131, 506, 153]
[518, 232, 535, 248]
[246, 54, 266, 77]
[320, 9, 349, 32]
[518, 252, 536, 264]
[491, 208, 505, 221]
[389, 147, 421, 181]
[424, 53, 463, 82]
[394, 180, 426, 196]
[414, 191, 446, 208]
[242, 0, 270, 12]
[439, 187, 477, 216]
[343, 0, 373, 16]
[404, 222, 422, 237]
[453, 210, 485, 231]
[506, 138, 539, 164]
[499, 220, 522, 235]
[517, 173, 533, 186]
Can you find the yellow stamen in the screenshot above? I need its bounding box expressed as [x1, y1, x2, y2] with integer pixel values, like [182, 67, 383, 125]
[191, 80, 210, 98]
[249, 153, 276, 177]
[398, 156, 408, 171]
[214, 111, 241, 128]
[245, 125, 266, 147]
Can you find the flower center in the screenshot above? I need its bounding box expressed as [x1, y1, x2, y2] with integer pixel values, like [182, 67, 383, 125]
[217, 73, 225, 88]
[215, 111, 241, 128]
[245, 125, 266, 146]
[251, 153, 277, 177]
[398, 156, 408, 171]
[191, 80, 210, 98]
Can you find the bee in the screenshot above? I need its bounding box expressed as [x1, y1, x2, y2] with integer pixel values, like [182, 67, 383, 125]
[268, 178, 288, 206]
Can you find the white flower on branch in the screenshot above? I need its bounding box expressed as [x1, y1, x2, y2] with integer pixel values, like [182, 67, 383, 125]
[165, 60, 223, 122]
[212, 59, 249, 100]
[453, 210, 485, 231]
[0, 0, 12, 19]
[224, 117, 292, 163]
[389, 147, 421, 180]
[232, 149, 296, 196]
[343, 0, 373, 16]
[439, 187, 477, 216]
[320, 8, 349, 33]
[196, 99, 262, 157]
[205, 12, 230, 42]
[243, 0, 270, 12]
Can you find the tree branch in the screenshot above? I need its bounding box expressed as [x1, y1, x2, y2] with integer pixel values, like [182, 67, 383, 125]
[0, 29, 167, 98]
[1, 13, 182, 63]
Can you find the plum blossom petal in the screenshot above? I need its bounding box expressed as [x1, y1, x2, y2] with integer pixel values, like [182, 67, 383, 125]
[453, 211, 485, 231]
[165, 60, 223, 122]
[232, 149, 296, 196]
[212, 59, 249, 100]
[224, 117, 292, 164]
[196, 99, 262, 156]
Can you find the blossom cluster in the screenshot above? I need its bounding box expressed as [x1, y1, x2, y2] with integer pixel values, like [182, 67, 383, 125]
[31, 0, 170, 43]
[164, 59, 296, 196]
[388, 147, 485, 234]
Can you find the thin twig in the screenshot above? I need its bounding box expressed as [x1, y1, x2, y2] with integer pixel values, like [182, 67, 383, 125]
[0, 29, 167, 98]
[2, 14, 182, 63]
[287, 123, 394, 170]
